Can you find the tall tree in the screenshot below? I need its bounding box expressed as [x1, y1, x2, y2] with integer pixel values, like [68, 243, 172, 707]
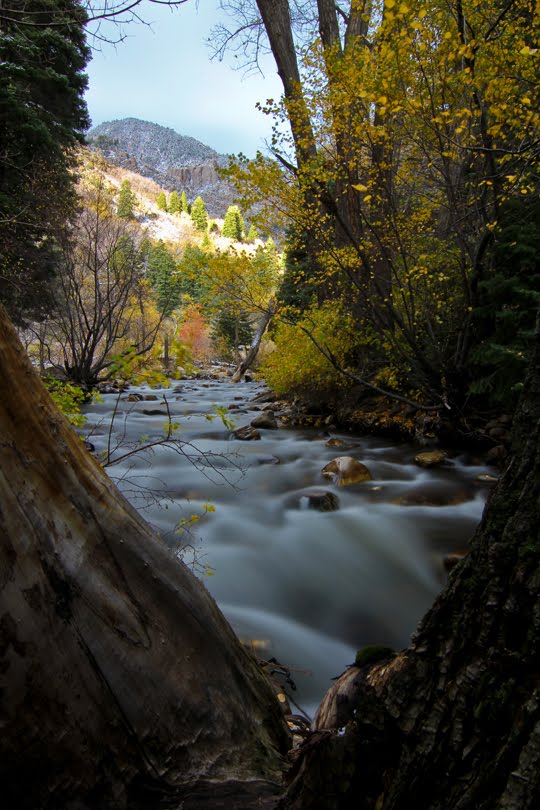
[168, 189, 181, 214]
[223, 0, 540, 414]
[0, 0, 90, 323]
[156, 191, 168, 211]
[222, 205, 244, 240]
[117, 178, 136, 219]
[147, 240, 181, 317]
[190, 195, 209, 232]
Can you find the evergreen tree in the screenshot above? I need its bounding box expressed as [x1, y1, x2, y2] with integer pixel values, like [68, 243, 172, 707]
[247, 224, 259, 242]
[147, 241, 180, 317]
[168, 190, 181, 215]
[180, 191, 189, 213]
[191, 196, 208, 232]
[116, 179, 135, 219]
[222, 205, 244, 241]
[213, 310, 253, 357]
[156, 191, 168, 212]
[177, 244, 212, 301]
[0, 0, 90, 323]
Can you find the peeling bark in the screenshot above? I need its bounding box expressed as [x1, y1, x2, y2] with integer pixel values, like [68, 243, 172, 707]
[0, 305, 289, 809]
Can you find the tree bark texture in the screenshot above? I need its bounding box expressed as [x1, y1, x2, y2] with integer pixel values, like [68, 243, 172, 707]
[282, 313, 540, 809]
[0, 305, 289, 809]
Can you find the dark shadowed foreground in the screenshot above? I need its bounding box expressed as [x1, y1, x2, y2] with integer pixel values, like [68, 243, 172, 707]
[1, 303, 539, 810]
[0, 305, 289, 809]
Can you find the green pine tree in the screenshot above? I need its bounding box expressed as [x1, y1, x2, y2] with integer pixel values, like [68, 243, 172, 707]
[191, 196, 208, 232]
[0, 0, 90, 322]
[247, 224, 259, 242]
[222, 205, 244, 241]
[213, 311, 253, 357]
[180, 191, 189, 213]
[169, 190, 181, 215]
[147, 241, 181, 317]
[117, 180, 135, 219]
[156, 191, 168, 212]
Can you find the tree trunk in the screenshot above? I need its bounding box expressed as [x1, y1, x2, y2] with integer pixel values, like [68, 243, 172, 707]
[283, 311, 540, 809]
[232, 300, 276, 382]
[0, 305, 289, 809]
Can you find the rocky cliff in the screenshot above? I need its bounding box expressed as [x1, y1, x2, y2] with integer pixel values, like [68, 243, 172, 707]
[87, 118, 236, 216]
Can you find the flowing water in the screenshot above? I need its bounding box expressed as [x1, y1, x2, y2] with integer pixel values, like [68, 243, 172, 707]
[82, 376, 494, 717]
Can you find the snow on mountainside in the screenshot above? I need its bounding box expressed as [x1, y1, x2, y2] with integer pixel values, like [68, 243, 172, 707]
[87, 118, 237, 217]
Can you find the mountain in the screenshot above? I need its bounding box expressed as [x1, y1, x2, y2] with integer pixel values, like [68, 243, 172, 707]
[87, 118, 236, 216]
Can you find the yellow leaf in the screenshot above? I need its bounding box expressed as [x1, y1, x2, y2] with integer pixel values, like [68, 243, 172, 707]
[352, 183, 368, 193]
[363, 195, 372, 203]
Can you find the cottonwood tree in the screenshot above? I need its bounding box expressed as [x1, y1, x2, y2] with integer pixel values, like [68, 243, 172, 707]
[220, 0, 540, 413]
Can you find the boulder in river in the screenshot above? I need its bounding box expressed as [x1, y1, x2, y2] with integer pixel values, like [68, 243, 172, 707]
[251, 411, 278, 430]
[285, 488, 340, 512]
[325, 437, 346, 448]
[233, 425, 261, 441]
[321, 456, 372, 486]
[414, 450, 446, 467]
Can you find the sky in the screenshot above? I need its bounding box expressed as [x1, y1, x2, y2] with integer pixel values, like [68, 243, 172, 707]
[84, 1, 284, 157]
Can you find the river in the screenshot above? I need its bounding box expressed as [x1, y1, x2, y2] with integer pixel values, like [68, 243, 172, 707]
[82, 375, 494, 718]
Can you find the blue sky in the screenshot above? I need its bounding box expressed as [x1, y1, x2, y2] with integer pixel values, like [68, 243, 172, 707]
[84, 1, 283, 157]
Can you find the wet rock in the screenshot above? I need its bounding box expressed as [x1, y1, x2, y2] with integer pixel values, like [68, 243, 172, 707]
[476, 473, 499, 484]
[251, 389, 277, 404]
[125, 393, 144, 402]
[83, 440, 95, 453]
[251, 411, 278, 430]
[325, 437, 346, 448]
[414, 450, 446, 468]
[233, 425, 261, 441]
[321, 456, 372, 486]
[485, 444, 508, 464]
[143, 394, 159, 401]
[142, 409, 168, 416]
[228, 403, 241, 410]
[285, 488, 340, 512]
[489, 426, 509, 441]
